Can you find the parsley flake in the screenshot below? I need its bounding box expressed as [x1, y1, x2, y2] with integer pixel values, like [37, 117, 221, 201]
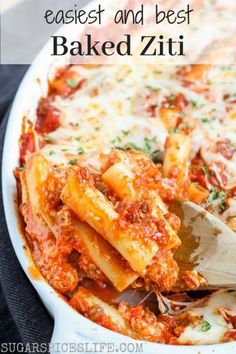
[218, 191, 226, 199]
[201, 166, 209, 176]
[122, 130, 130, 136]
[207, 187, 218, 202]
[78, 147, 85, 155]
[208, 187, 226, 203]
[44, 135, 53, 142]
[201, 321, 212, 332]
[67, 79, 77, 88]
[68, 159, 77, 166]
[190, 100, 204, 109]
[168, 128, 180, 135]
[18, 165, 25, 171]
[168, 94, 176, 101]
[163, 303, 169, 314]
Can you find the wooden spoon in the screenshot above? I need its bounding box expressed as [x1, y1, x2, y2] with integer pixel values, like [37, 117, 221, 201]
[170, 201, 236, 288]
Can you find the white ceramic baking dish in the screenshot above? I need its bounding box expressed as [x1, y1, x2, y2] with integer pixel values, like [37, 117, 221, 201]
[2, 1, 236, 353]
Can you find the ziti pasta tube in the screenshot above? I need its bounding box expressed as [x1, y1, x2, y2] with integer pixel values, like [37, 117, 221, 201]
[61, 171, 159, 274]
[163, 133, 191, 200]
[70, 287, 137, 338]
[102, 155, 181, 250]
[72, 220, 138, 291]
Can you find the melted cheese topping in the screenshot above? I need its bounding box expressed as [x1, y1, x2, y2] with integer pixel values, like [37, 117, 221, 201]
[179, 290, 236, 345]
[42, 64, 236, 214]
[42, 65, 236, 156]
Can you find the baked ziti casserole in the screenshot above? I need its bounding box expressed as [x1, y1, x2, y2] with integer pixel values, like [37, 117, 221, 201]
[15, 63, 236, 345]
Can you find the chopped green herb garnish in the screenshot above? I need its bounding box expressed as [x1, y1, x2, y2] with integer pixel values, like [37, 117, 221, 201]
[115, 143, 142, 152]
[44, 135, 53, 142]
[220, 202, 226, 211]
[78, 147, 85, 155]
[61, 148, 69, 152]
[168, 128, 180, 135]
[208, 187, 226, 203]
[111, 136, 122, 145]
[115, 136, 158, 158]
[190, 100, 204, 109]
[180, 122, 188, 130]
[218, 191, 226, 199]
[168, 94, 176, 101]
[201, 118, 209, 123]
[95, 127, 101, 131]
[201, 321, 212, 332]
[144, 140, 151, 152]
[18, 165, 25, 171]
[75, 136, 81, 142]
[143, 136, 157, 153]
[71, 122, 79, 127]
[150, 136, 157, 143]
[145, 85, 160, 92]
[201, 166, 209, 176]
[67, 79, 77, 88]
[122, 130, 130, 136]
[207, 187, 218, 203]
[163, 303, 169, 314]
[127, 143, 143, 151]
[68, 159, 77, 165]
[49, 150, 55, 156]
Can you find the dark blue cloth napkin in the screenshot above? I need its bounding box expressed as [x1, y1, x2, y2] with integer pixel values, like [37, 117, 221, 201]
[0, 65, 53, 348]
